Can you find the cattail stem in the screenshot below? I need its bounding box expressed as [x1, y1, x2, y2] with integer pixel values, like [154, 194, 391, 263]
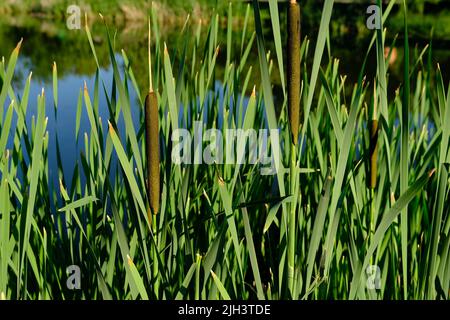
[148, 18, 153, 93]
[152, 212, 160, 296]
[288, 0, 301, 146]
[288, 142, 297, 296]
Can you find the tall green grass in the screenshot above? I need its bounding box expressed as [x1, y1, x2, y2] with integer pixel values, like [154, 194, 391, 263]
[0, 1, 449, 300]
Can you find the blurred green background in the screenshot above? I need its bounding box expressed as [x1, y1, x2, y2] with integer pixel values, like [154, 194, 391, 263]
[1, 0, 450, 94]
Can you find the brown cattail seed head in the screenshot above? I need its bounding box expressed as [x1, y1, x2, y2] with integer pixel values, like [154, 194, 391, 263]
[145, 91, 160, 216]
[287, 1, 301, 145]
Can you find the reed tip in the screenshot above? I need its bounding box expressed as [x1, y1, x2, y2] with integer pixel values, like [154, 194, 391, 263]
[428, 168, 436, 178]
[15, 38, 23, 53]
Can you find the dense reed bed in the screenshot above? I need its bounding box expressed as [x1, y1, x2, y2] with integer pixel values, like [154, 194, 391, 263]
[0, 0, 449, 300]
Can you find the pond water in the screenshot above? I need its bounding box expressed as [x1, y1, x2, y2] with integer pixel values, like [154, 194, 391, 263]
[1, 1, 450, 192]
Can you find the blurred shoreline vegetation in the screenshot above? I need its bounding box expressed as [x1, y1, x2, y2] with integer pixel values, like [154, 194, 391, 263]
[0, 1, 263, 94]
[1, 1, 450, 97]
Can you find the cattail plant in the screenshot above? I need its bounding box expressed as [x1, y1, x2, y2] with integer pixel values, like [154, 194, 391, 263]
[145, 19, 160, 218]
[287, 0, 301, 296]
